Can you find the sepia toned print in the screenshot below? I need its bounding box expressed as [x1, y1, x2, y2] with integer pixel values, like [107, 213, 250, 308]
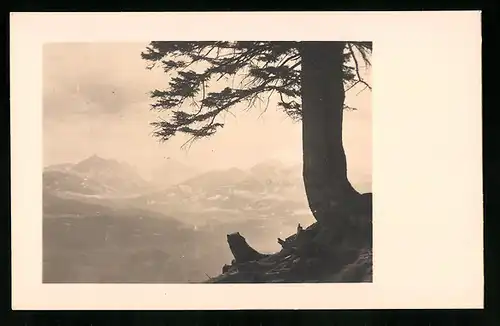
[43, 41, 372, 283]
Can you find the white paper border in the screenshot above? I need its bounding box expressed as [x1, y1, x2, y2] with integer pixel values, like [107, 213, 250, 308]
[10, 11, 483, 310]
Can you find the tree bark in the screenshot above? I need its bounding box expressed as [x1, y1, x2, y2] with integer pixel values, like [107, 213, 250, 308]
[299, 41, 361, 227]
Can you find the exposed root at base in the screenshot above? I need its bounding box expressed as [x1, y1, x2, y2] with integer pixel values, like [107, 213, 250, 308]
[205, 216, 372, 283]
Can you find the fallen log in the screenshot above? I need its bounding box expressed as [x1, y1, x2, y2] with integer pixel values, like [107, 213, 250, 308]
[226, 232, 269, 264]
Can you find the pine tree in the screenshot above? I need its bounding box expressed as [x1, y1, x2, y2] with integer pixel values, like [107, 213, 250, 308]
[141, 41, 372, 228]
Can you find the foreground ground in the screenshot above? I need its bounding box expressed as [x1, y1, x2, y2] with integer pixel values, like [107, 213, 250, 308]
[206, 220, 372, 283]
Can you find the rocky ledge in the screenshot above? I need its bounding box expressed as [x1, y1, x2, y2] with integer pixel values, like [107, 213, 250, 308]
[205, 219, 372, 283]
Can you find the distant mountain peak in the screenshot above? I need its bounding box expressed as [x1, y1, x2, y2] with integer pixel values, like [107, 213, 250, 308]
[50, 155, 153, 195]
[74, 154, 123, 170]
[78, 154, 108, 165]
[88, 154, 105, 161]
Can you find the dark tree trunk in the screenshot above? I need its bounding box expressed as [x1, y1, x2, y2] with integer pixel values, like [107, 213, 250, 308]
[299, 41, 361, 227]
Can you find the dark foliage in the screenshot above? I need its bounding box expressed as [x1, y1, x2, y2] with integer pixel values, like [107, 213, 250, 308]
[141, 41, 371, 146]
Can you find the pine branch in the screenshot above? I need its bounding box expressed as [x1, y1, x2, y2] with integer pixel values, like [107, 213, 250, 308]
[142, 41, 372, 141]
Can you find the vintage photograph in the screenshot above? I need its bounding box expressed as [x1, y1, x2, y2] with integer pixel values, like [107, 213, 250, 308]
[43, 41, 373, 284]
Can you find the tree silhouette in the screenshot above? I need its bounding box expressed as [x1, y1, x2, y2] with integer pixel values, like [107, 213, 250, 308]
[141, 41, 372, 228]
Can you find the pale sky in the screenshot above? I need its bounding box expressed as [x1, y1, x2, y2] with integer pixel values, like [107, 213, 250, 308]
[43, 43, 372, 179]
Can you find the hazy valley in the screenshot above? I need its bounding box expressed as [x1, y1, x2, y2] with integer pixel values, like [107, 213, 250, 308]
[43, 155, 371, 283]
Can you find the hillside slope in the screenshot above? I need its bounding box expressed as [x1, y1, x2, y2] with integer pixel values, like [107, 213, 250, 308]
[43, 194, 234, 283]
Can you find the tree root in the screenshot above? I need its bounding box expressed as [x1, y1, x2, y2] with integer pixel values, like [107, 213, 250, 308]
[226, 232, 269, 264]
[208, 198, 373, 284]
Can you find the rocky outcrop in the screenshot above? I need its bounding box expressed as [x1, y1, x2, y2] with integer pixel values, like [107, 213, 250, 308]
[205, 217, 372, 283]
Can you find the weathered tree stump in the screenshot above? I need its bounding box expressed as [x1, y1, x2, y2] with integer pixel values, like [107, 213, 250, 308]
[226, 232, 268, 264]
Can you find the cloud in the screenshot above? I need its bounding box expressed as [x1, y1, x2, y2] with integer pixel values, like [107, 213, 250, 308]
[43, 42, 160, 120]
